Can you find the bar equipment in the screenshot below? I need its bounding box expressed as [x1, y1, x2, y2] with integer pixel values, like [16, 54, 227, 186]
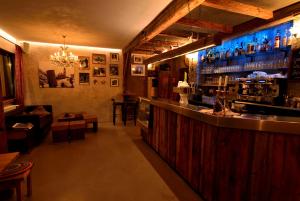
[173, 72, 191, 105]
[214, 76, 230, 115]
[235, 77, 287, 105]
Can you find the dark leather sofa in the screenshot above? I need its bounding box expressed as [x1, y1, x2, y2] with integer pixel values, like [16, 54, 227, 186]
[5, 105, 53, 143]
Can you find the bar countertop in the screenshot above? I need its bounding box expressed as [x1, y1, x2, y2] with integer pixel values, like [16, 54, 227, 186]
[140, 97, 300, 135]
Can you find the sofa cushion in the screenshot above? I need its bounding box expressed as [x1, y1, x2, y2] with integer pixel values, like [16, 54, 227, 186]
[30, 106, 50, 116]
[39, 114, 52, 128]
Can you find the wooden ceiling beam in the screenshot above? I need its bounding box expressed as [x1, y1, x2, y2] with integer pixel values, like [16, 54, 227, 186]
[177, 17, 233, 33]
[144, 36, 221, 64]
[219, 2, 300, 41]
[123, 0, 206, 53]
[158, 33, 190, 40]
[145, 40, 184, 47]
[132, 50, 156, 55]
[202, 0, 273, 20]
[160, 30, 209, 39]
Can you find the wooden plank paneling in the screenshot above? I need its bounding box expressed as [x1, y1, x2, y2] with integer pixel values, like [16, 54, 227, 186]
[199, 123, 217, 201]
[175, 115, 193, 180]
[166, 111, 177, 168]
[213, 128, 254, 201]
[143, 105, 300, 201]
[248, 132, 272, 201]
[281, 135, 300, 201]
[158, 108, 167, 158]
[190, 119, 203, 190]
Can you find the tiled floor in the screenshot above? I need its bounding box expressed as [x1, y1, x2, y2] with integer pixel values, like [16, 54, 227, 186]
[1, 123, 203, 201]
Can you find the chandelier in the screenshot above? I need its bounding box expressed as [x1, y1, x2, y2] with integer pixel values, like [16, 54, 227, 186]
[50, 35, 78, 67]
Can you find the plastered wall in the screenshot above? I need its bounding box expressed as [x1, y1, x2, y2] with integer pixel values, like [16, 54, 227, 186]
[23, 44, 123, 122]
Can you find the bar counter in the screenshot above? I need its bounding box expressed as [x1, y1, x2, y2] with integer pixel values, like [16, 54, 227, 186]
[145, 97, 300, 135]
[139, 97, 300, 201]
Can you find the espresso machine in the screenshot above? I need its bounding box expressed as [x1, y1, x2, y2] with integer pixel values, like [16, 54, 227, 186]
[235, 78, 287, 106]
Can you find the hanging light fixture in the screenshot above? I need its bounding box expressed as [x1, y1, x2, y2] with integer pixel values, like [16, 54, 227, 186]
[50, 35, 78, 67]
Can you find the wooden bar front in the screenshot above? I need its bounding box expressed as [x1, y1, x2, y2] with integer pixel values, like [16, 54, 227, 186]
[141, 103, 300, 201]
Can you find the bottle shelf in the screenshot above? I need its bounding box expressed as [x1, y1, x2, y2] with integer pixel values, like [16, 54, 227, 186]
[203, 47, 291, 64]
[201, 66, 289, 75]
[200, 83, 235, 87]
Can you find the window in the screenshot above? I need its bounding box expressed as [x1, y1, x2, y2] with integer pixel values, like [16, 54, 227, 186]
[0, 49, 15, 99]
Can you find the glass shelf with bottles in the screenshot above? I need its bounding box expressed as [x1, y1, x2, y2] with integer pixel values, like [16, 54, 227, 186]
[198, 21, 293, 76]
[200, 75, 238, 87]
[200, 58, 289, 75]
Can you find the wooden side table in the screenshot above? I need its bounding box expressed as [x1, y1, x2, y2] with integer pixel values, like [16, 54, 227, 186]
[83, 115, 98, 132]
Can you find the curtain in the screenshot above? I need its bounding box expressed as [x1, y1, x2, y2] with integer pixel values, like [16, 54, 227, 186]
[15, 45, 24, 106]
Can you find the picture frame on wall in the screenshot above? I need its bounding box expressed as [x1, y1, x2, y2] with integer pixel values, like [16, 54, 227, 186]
[78, 56, 90, 70]
[110, 53, 119, 63]
[133, 55, 143, 64]
[92, 54, 106, 64]
[109, 64, 119, 76]
[79, 72, 90, 84]
[131, 64, 145, 76]
[110, 78, 119, 87]
[93, 66, 106, 77]
[39, 62, 75, 88]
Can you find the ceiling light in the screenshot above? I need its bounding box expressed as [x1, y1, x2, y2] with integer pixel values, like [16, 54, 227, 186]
[25, 41, 122, 52]
[290, 15, 300, 38]
[185, 52, 198, 60]
[50, 35, 78, 67]
[0, 28, 18, 45]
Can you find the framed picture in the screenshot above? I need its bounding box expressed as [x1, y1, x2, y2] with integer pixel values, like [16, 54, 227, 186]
[78, 56, 90, 70]
[39, 62, 74, 88]
[109, 64, 119, 76]
[133, 55, 143, 64]
[110, 78, 119, 87]
[79, 72, 90, 84]
[131, 64, 145, 76]
[92, 54, 106, 64]
[93, 66, 106, 77]
[110, 53, 119, 63]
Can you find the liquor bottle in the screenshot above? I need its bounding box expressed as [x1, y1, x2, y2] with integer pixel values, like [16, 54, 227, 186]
[207, 49, 215, 63]
[225, 49, 232, 58]
[239, 42, 246, 55]
[287, 29, 292, 46]
[282, 29, 288, 47]
[234, 43, 239, 56]
[261, 35, 267, 51]
[274, 31, 280, 49]
[215, 49, 220, 60]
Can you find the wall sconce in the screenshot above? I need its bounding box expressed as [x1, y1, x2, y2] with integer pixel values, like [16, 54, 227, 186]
[147, 63, 154, 70]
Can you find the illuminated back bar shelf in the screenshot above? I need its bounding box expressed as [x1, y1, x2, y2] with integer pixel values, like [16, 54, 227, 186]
[197, 21, 293, 86]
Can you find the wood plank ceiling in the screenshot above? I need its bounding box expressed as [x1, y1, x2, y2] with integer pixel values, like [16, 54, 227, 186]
[125, 0, 299, 59]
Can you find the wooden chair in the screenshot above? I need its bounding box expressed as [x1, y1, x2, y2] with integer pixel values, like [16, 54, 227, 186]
[0, 161, 33, 201]
[122, 100, 139, 126]
[112, 98, 124, 125]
